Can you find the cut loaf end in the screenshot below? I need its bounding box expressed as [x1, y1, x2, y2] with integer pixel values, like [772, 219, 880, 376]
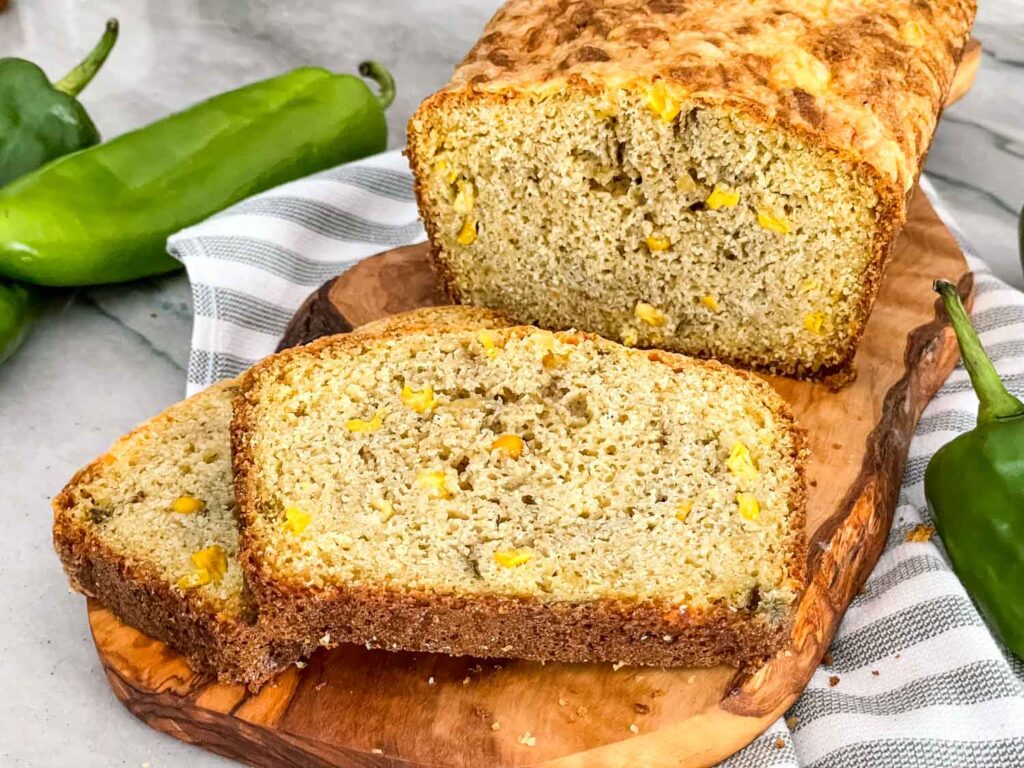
[409, 87, 889, 380]
[52, 381, 301, 686]
[234, 321, 808, 668]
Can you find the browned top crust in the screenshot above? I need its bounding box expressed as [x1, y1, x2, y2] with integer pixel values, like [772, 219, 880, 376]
[430, 0, 974, 208]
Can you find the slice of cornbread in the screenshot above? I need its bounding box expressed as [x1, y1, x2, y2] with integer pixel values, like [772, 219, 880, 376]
[234, 324, 808, 668]
[53, 306, 508, 686]
[52, 380, 295, 686]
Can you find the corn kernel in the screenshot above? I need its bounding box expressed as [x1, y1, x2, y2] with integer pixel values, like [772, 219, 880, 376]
[170, 495, 205, 514]
[700, 294, 720, 313]
[803, 311, 826, 334]
[737, 493, 760, 521]
[726, 441, 760, 481]
[457, 216, 477, 245]
[676, 174, 698, 194]
[416, 470, 452, 499]
[635, 302, 667, 327]
[402, 385, 438, 414]
[900, 20, 926, 47]
[645, 234, 671, 251]
[434, 158, 458, 184]
[594, 99, 619, 119]
[706, 184, 740, 210]
[542, 349, 570, 369]
[494, 548, 534, 568]
[453, 180, 475, 214]
[756, 208, 792, 234]
[370, 498, 396, 523]
[799, 277, 820, 294]
[478, 330, 499, 359]
[192, 545, 227, 580]
[646, 81, 681, 123]
[346, 409, 385, 433]
[285, 506, 312, 534]
[177, 569, 211, 590]
[770, 47, 831, 95]
[675, 499, 694, 522]
[491, 434, 525, 459]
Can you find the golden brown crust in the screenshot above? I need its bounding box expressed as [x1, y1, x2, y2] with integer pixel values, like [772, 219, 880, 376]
[407, 0, 975, 380]
[433, 0, 974, 202]
[246, 582, 789, 671]
[232, 324, 809, 669]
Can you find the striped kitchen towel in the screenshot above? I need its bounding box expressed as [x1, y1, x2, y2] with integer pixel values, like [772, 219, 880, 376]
[167, 152, 1024, 767]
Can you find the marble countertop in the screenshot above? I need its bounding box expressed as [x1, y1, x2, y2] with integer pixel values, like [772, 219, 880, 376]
[0, 2, 1020, 766]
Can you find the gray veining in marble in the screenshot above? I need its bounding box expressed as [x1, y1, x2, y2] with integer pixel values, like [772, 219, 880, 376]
[0, 1, 1021, 766]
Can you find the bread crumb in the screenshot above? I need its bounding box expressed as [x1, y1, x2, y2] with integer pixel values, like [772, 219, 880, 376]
[295, 660, 307, 669]
[774, 737, 786, 750]
[821, 651, 833, 666]
[462, 677, 471, 685]
[872, 670, 880, 676]
[567, 704, 590, 723]
[828, 675, 840, 687]
[651, 688, 666, 698]
[491, 722, 501, 731]
[518, 732, 537, 747]
[319, 632, 331, 645]
[612, 661, 626, 671]
[905, 524, 934, 543]
[686, 675, 696, 684]
[558, 696, 568, 707]
[427, 676, 435, 685]
[315, 681, 326, 691]
[634, 702, 650, 715]
[629, 723, 639, 734]
[371, 748, 383, 755]
[785, 715, 799, 729]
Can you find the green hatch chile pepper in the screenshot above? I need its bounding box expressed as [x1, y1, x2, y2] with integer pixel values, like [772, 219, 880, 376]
[0, 61, 395, 287]
[0, 19, 118, 365]
[926, 280, 1024, 659]
[0, 19, 119, 186]
[0, 281, 42, 365]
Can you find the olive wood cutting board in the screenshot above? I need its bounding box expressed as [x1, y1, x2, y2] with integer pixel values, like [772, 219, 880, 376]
[86, 41, 980, 768]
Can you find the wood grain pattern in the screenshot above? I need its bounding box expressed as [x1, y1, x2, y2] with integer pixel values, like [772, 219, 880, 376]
[86, 46, 981, 768]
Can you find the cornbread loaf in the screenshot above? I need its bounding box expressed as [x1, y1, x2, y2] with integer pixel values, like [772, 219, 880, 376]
[52, 306, 503, 685]
[52, 380, 296, 686]
[233, 323, 808, 668]
[407, 0, 976, 379]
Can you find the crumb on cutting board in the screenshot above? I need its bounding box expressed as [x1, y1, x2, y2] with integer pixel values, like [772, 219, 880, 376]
[906, 524, 935, 542]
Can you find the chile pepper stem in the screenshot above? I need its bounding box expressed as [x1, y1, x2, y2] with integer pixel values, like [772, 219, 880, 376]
[935, 279, 1024, 423]
[54, 19, 119, 97]
[358, 61, 395, 110]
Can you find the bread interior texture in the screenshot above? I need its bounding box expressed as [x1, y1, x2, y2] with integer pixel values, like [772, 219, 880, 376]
[244, 328, 803, 615]
[60, 383, 245, 612]
[414, 89, 881, 376]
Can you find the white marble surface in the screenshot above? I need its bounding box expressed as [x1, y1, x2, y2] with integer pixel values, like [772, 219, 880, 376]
[0, 2, 1021, 766]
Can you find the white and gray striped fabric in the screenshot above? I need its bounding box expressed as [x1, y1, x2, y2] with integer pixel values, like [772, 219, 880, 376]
[167, 152, 1024, 767]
